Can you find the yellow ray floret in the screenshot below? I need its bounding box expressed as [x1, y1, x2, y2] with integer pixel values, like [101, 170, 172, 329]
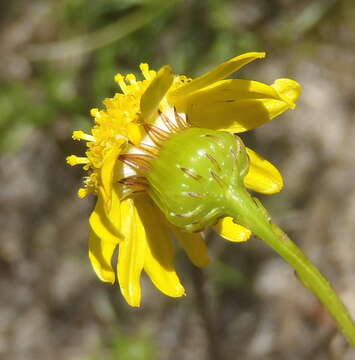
[214, 217, 252, 242]
[244, 148, 284, 194]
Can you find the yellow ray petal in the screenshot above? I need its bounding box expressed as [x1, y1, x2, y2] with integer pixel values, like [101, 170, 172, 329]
[271, 78, 301, 108]
[89, 195, 122, 244]
[173, 229, 210, 268]
[169, 52, 265, 101]
[244, 147, 283, 194]
[175, 78, 300, 133]
[106, 184, 122, 234]
[135, 196, 185, 298]
[126, 122, 143, 146]
[140, 65, 174, 123]
[100, 140, 125, 204]
[184, 98, 290, 132]
[214, 217, 251, 242]
[88, 230, 116, 283]
[117, 198, 145, 307]
[176, 79, 280, 107]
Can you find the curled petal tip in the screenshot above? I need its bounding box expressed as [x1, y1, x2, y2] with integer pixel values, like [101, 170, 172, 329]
[272, 78, 302, 108]
[245, 148, 284, 195]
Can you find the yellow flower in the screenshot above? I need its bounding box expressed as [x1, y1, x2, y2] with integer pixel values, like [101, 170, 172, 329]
[67, 52, 301, 306]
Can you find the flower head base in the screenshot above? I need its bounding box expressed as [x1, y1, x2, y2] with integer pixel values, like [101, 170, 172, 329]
[146, 128, 249, 232]
[67, 52, 301, 306]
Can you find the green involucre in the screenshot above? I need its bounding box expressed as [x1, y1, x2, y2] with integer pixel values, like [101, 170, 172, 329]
[146, 128, 249, 232]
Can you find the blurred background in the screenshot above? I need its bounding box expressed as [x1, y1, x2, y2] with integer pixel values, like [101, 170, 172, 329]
[1, 0, 355, 359]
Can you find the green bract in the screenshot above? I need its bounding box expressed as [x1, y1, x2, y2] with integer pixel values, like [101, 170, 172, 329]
[146, 128, 249, 232]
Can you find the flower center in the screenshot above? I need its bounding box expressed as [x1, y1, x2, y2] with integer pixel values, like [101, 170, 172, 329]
[66, 63, 191, 199]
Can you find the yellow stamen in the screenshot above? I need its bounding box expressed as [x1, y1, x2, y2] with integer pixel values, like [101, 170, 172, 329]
[72, 130, 95, 142]
[126, 74, 137, 84]
[114, 73, 127, 93]
[90, 108, 100, 118]
[66, 155, 89, 166]
[140, 63, 151, 80]
[78, 187, 91, 198]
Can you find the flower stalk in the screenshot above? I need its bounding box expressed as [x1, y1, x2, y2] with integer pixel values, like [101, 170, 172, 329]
[226, 186, 355, 346]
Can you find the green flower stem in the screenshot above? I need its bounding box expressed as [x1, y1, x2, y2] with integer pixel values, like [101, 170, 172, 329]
[227, 187, 355, 346]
